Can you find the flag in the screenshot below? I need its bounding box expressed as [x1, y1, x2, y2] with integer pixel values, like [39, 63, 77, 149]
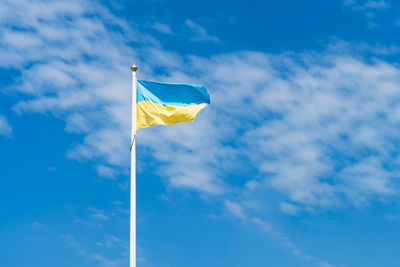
[136, 80, 210, 130]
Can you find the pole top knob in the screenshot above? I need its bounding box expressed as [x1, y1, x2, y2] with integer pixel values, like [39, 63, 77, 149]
[131, 64, 138, 72]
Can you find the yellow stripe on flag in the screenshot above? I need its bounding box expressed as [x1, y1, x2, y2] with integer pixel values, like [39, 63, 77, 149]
[137, 101, 207, 130]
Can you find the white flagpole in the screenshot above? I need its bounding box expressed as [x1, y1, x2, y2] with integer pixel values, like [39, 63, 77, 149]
[130, 64, 138, 267]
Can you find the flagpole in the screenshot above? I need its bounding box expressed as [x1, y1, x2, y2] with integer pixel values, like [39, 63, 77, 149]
[130, 64, 138, 267]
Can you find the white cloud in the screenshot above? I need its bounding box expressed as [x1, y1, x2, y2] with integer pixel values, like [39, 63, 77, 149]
[225, 199, 247, 219]
[65, 113, 91, 134]
[239, 54, 400, 208]
[62, 203, 133, 266]
[89, 207, 111, 220]
[0, 115, 12, 137]
[344, 0, 389, 10]
[62, 233, 80, 248]
[224, 199, 334, 266]
[91, 253, 118, 267]
[152, 22, 174, 35]
[6, 1, 400, 265]
[280, 202, 301, 216]
[2, 0, 400, 207]
[96, 165, 118, 179]
[62, 231, 126, 267]
[2, 1, 400, 259]
[184, 19, 219, 42]
[343, 0, 391, 28]
[96, 234, 122, 248]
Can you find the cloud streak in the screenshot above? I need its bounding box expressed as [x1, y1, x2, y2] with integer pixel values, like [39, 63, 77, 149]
[2, 0, 400, 213]
[184, 19, 219, 42]
[343, 0, 392, 28]
[224, 199, 334, 266]
[0, 115, 12, 137]
[344, 0, 389, 10]
[152, 22, 174, 35]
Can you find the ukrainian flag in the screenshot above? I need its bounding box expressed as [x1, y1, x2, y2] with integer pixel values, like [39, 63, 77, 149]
[136, 80, 210, 130]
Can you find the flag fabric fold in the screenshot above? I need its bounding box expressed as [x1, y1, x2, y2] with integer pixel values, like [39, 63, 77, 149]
[136, 80, 210, 130]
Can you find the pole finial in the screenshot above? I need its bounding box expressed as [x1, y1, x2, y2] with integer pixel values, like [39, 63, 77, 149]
[131, 64, 138, 72]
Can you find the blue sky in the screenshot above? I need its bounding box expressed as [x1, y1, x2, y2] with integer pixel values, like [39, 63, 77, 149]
[1, 0, 400, 266]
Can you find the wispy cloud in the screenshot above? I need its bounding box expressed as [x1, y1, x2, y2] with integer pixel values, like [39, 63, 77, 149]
[152, 22, 174, 35]
[225, 199, 247, 219]
[224, 199, 335, 266]
[62, 233, 80, 248]
[2, 0, 400, 210]
[280, 202, 301, 216]
[344, 0, 389, 10]
[96, 165, 118, 179]
[62, 233, 125, 267]
[89, 207, 111, 221]
[184, 19, 219, 42]
[343, 0, 391, 28]
[146, 49, 400, 209]
[2, 0, 400, 265]
[0, 115, 12, 137]
[59, 202, 132, 267]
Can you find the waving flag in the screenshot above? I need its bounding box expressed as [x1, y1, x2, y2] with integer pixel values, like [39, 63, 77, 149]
[136, 80, 210, 130]
[129, 65, 210, 267]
